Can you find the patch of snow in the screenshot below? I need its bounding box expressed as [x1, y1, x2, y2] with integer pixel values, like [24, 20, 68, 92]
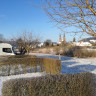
[30, 53, 96, 74]
[1, 53, 96, 96]
[73, 42, 92, 46]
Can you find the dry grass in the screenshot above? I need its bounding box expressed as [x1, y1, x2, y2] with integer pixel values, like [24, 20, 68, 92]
[54, 45, 96, 58]
[2, 72, 96, 96]
[0, 56, 61, 76]
[64, 46, 96, 58]
[8, 55, 37, 58]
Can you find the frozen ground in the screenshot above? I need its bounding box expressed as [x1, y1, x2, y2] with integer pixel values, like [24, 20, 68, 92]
[30, 53, 96, 74]
[0, 53, 96, 96]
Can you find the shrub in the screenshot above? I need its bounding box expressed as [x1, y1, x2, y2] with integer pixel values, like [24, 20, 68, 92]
[7, 55, 37, 59]
[54, 46, 61, 55]
[2, 72, 95, 96]
[73, 49, 96, 58]
[43, 58, 61, 74]
[0, 57, 61, 76]
[54, 45, 76, 56]
[60, 46, 96, 58]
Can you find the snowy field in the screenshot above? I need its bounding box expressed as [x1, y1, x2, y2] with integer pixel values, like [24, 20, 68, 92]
[31, 53, 96, 74]
[0, 53, 96, 96]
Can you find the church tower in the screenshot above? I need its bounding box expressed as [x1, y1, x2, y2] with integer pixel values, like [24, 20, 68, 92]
[59, 34, 62, 43]
[63, 33, 66, 43]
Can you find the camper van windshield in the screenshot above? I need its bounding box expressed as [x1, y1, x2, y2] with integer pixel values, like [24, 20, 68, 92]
[12, 47, 15, 54]
[3, 48, 12, 53]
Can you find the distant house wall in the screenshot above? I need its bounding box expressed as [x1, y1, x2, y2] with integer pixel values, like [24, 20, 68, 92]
[90, 40, 96, 43]
[73, 42, 92, 46]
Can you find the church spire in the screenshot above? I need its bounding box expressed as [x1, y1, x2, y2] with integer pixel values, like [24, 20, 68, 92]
[59, 34, 62, 42]
[63, 33, 66, 43]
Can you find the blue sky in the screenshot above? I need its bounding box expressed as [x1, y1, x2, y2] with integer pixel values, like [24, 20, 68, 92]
[0, 0, 90, 42]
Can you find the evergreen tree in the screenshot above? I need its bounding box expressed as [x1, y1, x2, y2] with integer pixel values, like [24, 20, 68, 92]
[73, 37, 76, 42]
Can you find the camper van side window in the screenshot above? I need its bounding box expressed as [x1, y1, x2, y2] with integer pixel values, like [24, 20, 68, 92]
[3, 48, 12, 53]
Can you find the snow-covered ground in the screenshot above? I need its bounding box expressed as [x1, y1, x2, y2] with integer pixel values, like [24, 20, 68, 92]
[30, 53, 96, 74]
[0, 53, 96, 96]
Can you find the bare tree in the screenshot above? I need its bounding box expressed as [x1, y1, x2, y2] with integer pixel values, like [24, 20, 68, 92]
[42, 0, 96, 38]
[44, 39, 52, 46]
[16, 31, 40, 54]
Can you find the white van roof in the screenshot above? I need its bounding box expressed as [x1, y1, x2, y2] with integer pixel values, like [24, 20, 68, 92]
[0, 43, 12, 48]
[0, 43, 15, 55]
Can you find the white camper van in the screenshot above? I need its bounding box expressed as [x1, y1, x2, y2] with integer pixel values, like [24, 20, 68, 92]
[0, 43, 15, 55]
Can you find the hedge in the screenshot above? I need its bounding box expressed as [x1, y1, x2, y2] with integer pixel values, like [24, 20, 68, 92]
[2, 72, 96, 96]
[7, 55, 37, 58]
[0, 57, 61, 76]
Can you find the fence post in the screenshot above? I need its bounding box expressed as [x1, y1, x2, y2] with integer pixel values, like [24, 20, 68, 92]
[59, 54, 61, 60]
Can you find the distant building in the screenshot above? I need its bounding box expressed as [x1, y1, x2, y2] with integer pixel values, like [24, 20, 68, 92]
[59, 34, 62, 44]
[80, 37, 96, 42]
[90, 40, 96, 43]
[37, 42, 44, 47]
[73, 41, 92, 46]
[63, 33, 66, 44]
[58, 33, 66, 44]
[52, 42, 57, 46]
